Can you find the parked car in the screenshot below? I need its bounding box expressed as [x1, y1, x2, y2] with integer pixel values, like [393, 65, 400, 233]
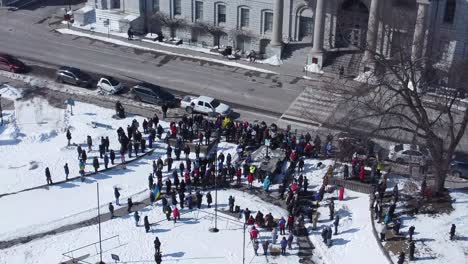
[180, 95, 232, 117]
[450, 161, 468, 179]
[132, 82, 178, 106]
[387, 144, 431, 164]
[0, 54, 26, 73]
[56, 66, 92, 87]
[97, 76, 123, 94]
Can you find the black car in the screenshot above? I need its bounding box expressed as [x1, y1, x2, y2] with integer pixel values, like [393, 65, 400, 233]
[56, 66, 92, 88]
[132, 82, 178, 106]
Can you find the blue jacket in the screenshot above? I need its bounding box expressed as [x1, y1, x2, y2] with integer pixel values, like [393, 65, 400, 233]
[280, 239, 287, 248]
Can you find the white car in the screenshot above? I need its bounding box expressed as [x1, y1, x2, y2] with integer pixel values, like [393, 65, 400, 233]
[180, 95, 232, 117]
[388, 144, 431, 164]
[97, 76, 123, 94]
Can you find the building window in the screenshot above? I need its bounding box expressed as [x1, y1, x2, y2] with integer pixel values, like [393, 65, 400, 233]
[240, 8, 250, 28]
[153, 0, 159, 12]
[440, 40, 451, 62]
[195, 1, 203, 20]
[264, 12, 273, 32]
[217, 5, 226, 24]
[443, 0, 456, 24]
[173, 0, 181, 16]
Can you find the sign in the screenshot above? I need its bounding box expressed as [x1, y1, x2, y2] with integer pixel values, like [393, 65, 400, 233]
[66, 98, 75, 106]
[111, 254, 120, 261]
[103, 19, 110, 27]
[265, 139, 270, 147]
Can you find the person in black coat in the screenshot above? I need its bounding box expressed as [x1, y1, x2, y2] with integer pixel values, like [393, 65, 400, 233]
[148, 173, 154, 190]
[408, 226, 415, 241]
[144, 216, 150, 233]
[206, 192, 213, 208]
[64, 163, 69, 180]
[45, 167, 52, 185]
[397, 252, 405, 264]
[108, 202, 114, 218]
[166, 179, 172, 194]
[93, 157, 100, 172]
[450, 224, 456, 240]
[178, 191, 185, 209]
[343, 164, 349, 180]
[127, 197, 133, 213]
[114, 187, 121, 205]
[154, 237, 161, 254]
[196, 191, 203, 209]
[171, 191, 178, 206]
[228, 195, 235, 213]
[409, 241, 415, 260]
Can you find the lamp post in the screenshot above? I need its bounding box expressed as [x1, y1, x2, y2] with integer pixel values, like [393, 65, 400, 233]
[209, 142, 219, 233]
[0, 94, 3, 126]
[191, 102, 195, 141]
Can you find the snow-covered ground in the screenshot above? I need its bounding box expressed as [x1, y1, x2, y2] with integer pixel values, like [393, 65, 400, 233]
[0, 189, 299, 264]
[390, 189, 468, 263]
[57, 28, 277, 74]
[299, 158, 389, 264]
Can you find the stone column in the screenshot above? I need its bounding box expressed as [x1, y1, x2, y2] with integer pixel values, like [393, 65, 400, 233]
[411, 0, 430, 61]
[308, 0, 326, 69]
[311, 0, 325, 53]
[362, 0, 381, 68]
[271, 0, 284, 46]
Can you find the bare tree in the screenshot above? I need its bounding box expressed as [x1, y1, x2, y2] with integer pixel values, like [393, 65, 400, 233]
[152, 12, 187, 40]
[195, 22, 225, 48]
[299, 6, 468, 195]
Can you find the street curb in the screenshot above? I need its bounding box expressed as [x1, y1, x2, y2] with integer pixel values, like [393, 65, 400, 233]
[370, 199, 396, 264]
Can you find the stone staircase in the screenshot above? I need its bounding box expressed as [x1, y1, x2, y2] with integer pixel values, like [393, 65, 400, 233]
[323, 51, 363, 78]
[282, 42, 313, 67]
[94, 9, 128, 32]
[279, 86, 343, 128]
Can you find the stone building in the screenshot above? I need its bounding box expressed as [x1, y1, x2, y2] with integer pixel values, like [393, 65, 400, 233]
[77, 0, 468, 75]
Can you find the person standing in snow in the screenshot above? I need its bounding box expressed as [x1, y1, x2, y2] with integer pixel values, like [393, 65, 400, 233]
[271, 228, 278, 244]
[172, 207, 180, 223]
[66, 129, 72, 146]
[92, 157, 99, 172]
[280, 237, 287, 255]
[154, 237, 161, 254]
[127, 197, 133, 213]
[287, 233, 294, 250]
[450, 224, 456, 240]
[64, 163, 69, 180]
[329, 199, 335, 220]
[408, 225, 415, 241]
[312, 211, 320, 230]
[104, 153, 109, 169]
[196, 191, 203, 209]
[228, 195, 235, 213]
[262, 240, 269, 256]
[380, 224, 387, 242]
[397, 252, 405, 264]
[110, 149, 115, 165]
[87, 135, 92, 152]
[154, 252, 162, 264]
[165, 205, 172, 221]
[134, 211, 140, 226]
[206, 191, 213, 208]
[144, 216, 151, 232]
[334, 215, 340, 235]
[279, 217, 286, 235]
[114, 187, 121, 206]
[263, 176, 271, 192]
[77, 145, 82, 160]
[45, 167, 52, 185]
[162, 104, 168, 119]
[108, 202, 114, 218]
[252, 239, 259, 256]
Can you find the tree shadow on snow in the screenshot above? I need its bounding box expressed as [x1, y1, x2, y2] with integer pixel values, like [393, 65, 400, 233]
[332, 238, 350, 246]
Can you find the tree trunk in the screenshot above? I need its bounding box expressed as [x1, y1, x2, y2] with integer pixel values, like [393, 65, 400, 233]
[433, 158, 449, 195]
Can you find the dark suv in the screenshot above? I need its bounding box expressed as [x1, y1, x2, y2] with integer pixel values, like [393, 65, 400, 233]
[132, 82, 178, 106]
[0, 54, 26, 73]
[450, 161, 468, 179]
[56, 66, 92, 88]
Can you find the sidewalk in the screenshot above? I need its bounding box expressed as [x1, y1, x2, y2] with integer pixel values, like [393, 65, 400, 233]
[56, 23, 334, 79]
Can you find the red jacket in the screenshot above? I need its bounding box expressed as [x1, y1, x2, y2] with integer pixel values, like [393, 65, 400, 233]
[247, 173, 254, 183]
[287, 216, 294, 226]
[173, 208, 180, 218]
[250, 228, 259, 239]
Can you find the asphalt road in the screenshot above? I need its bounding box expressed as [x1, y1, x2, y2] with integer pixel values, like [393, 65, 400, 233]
[0, 6, 311, 118]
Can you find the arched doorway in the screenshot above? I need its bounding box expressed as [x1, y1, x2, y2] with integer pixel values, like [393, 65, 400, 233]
[296, 7, 314, 42]
[336, 0, 369, 48]
[236, 36, 251, 53]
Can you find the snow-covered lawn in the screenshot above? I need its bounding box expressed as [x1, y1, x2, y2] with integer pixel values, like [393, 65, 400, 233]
[299, 158, 389, 264]
[390, 189, 468, 263]
[0, 189, 299, 264]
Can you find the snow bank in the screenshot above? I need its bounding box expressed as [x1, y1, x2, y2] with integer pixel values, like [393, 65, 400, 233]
[304, 63, 324, 74]
[0, 84, 22, 100]
[354, 71, 379, 85]
[57, 28, 277, 74]
[0, 190, 299, 264]
[257, 55, 283, 66]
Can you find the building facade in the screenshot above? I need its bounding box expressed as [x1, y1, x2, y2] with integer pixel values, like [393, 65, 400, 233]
[78, 0, 468, 72]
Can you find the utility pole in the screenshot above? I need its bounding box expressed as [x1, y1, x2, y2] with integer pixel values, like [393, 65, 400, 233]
[209, 141, 219, 233]
[97, 183, 104, 264]
[0, 94, 3, 126]
[242, 223, 246, 264]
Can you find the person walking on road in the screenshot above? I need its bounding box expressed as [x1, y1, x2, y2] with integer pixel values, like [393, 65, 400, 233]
[45, 167, 53, 185]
